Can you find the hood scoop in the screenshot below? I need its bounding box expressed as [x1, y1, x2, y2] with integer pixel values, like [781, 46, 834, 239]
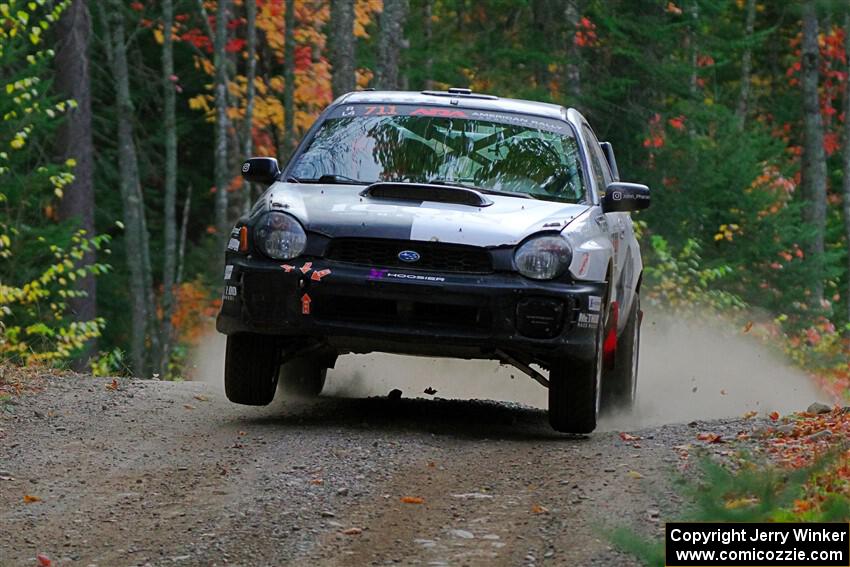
[361, 182, 493, 207]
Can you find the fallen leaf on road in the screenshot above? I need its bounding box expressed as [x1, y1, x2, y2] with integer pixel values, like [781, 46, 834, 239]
[742, 321, 753, 333]
[531, 504, 549, 514]
[627, 470, 644, 479]
[769, 411, 780, 421]
[401, 496, 424, 504]
[619, 432, 641, 441]
[23, 494, 41, 503]
[183, 404, 195, 410]
[193, 394, 208, 402]
[423, 387, 437, 395]
[310, 479, 324, 485]
[238, 431, 247, 436]
[341, 527, 362, 535]
[720, 389, 727, 395]
[105, 379, 118, 391]
[742, 410, 758, 419]
[36, 553, 51, 567]
[725, 496, 758, 509]
[696, 433, 724, 444]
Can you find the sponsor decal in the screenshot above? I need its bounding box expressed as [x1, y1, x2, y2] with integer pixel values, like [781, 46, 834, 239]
[368, 268, 445, 282]
[364, 105, 397, 116]
[577, 312, 600, 328]
[223, 285, 238, 301]
[230, 226, 241, 237]
[301, 293, 312, 315]
[241, 162, 250, 173]
[311, 269, 332, 282]
[577, 252, 590, 276]
[398, 250, 421, 263]
[300, 262, 313, 275]
[410, 107, 468, 118]
[281, 264, 296, 273]
[612, 191, 622, 201]
[224, 265, 233, 280]
[588, 295, 602, 312]
[227, 238, 240, 251]
[341, 105, 356, 117]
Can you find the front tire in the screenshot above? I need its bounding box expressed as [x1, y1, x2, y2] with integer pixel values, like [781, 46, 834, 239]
[548, 315, 604, 434]
[601, 294, 640, 414]
[279, 357, 327, 398]
[224, 333, 282, 405]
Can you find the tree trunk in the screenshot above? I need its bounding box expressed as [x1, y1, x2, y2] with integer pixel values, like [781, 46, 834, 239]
[283, 0, 295, 158]
[55, 0, 96, 367]
[801, 0, 827, 307]
[159, 0, 178, 378]
[214, 0, 231, 236]
[564, 1, 581, 100]
[330, 0, 356, 98]
[376, 0, 409, 90]
[242, 0, 257, 214]
[843, 14, 850, 321]
[423, 0, 433, 90]
[102, 3, 153, 376]
[735, 0, 756, 130]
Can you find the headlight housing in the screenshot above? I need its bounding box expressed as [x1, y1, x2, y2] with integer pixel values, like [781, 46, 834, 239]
[514, 235, 572, 280]
[255, 212, 307, 260]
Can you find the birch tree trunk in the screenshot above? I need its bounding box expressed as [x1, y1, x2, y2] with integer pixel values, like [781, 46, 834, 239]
[330, 0, 356, 98]
[214, 0, 231, 236]
[376, 0, 409, 90]
[242, 0, 257, 214]
[160, 0, 178, 377]
[735, 0, 756, 130]
[801, 0, 827, 306]
[564, 1, 581, 100]
[102, 3, 153, 375]
[283, 0, 295, 158]
[843, 13, 850, 322]
[55, 0, 96, 366]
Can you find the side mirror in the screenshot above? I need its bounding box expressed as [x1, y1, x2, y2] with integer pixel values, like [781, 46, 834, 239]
[241, 157, 280, 185]
[602, 182, 650, 213]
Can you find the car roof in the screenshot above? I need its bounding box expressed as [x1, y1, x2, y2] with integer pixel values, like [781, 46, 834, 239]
[336, 90, 574, 122]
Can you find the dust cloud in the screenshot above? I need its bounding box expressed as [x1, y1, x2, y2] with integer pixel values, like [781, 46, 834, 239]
[188, 309, 827, 429]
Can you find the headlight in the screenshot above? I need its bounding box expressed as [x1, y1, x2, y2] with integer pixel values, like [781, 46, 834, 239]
[514, 235, 572, 280]
[255, 212, 307, 260]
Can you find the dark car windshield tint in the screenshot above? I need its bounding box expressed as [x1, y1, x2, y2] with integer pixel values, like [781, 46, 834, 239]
[289, 104, 586, 203]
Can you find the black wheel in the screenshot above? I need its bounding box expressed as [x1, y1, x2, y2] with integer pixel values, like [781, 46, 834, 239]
[548, 312, 604, 434]
[601, 294, 640, 414]
[224, 333, 282, 405]
[279, 357, 327, 398]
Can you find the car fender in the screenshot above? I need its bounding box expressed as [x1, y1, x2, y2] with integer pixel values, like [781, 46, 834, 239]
[562, 208, 613, 284]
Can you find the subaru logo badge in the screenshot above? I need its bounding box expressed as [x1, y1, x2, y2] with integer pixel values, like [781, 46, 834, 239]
[398, 250, 420, 263]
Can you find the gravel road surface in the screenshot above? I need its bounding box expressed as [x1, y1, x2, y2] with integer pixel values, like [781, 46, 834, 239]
[0, 371, 776, 567]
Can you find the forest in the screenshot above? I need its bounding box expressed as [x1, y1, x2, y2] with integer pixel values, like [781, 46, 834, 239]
[1, 0, 849, 401]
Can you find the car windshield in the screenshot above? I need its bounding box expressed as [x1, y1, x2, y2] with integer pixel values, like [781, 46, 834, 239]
[289, 104, 586, 203]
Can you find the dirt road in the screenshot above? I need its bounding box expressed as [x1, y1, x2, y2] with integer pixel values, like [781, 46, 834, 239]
[0, 371, 780, 567]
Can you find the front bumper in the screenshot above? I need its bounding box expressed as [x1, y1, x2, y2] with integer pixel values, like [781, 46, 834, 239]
[216, 255, 605, 362]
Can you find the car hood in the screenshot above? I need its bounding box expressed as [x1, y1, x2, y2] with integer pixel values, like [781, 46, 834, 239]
[262, 183, 589, 247]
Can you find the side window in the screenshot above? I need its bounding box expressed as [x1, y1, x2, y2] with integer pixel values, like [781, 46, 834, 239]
[582, 125, 613, 199]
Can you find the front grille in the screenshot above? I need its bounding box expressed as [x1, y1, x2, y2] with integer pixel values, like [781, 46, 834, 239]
[313, 296, 492, 330]
[325, 238, 493, 274]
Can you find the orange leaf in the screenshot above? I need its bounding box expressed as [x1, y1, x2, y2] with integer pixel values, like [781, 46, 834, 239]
[105, 379, 118, 391]
[769, 411, 780, 421]
[742, 321, 753, 333]
[619, 432, 642, 441]
[23, 494, 41, 503]
[531, 504, 549, 514]
[696, 433, 723, 444]
[36, 554, 51, 567]
[401, 496, 424, 504]
[310, 478, 324, 485]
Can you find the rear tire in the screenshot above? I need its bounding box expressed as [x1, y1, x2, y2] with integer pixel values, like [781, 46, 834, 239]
[548, 315, 604, 434]
[601, 294, 640, 414]
[279, 357, 327, 398]
[224, 333, 282, 405]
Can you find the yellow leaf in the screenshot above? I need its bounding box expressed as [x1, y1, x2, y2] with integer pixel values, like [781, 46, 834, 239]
[153, 28, 164, 45]
[400, 496, 424, 504]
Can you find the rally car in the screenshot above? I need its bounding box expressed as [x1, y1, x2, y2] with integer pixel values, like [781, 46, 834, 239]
[216, 88, 649, 433]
